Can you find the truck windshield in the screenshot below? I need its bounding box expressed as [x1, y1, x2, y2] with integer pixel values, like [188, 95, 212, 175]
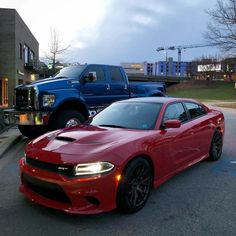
[54, 66, 86, 79]
[90, 102, 162, 130]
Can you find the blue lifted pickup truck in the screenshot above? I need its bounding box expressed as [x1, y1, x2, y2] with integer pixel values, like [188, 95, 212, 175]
[4, 64, 166, 137]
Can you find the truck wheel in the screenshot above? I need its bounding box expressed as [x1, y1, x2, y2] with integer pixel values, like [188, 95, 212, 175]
[51, 109, 86, 130]
[18, 125, 48, 138]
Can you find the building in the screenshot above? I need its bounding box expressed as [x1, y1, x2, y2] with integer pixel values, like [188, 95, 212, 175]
[189, 57, 236, 81]
[0, 8, 39, 107]
[120, 62, 144, 75]
[144, 58, 189, 77]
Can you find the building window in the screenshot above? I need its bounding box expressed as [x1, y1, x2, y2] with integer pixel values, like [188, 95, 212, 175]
[24, 44, 29, 64]
[30, 50, 34, 61]
[18, 79, 24, 85]
[19, 43, 23, 59]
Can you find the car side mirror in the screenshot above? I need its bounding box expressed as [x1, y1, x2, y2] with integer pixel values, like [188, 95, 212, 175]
[164, 119, 181, 129]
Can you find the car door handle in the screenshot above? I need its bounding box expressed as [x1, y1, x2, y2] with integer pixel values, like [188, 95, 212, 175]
[106, 84, 110, 90]
[124, 84, 128, 90]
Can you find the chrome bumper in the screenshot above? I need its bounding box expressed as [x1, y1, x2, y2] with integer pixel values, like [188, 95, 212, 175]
[4, 109, 52, 125]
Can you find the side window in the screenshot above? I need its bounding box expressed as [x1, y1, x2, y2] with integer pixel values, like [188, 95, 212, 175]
[184, 102, 207, 119]
[109, 67, 124, 82]
[163, 103, 188, 123]
[84, 66, 105, 82]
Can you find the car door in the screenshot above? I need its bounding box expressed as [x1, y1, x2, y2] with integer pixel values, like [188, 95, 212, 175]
[184, 102, 212, 158]
[79, 65, 109, 107]
[107, 66, 130, 103]
[160, 102, 199, 171]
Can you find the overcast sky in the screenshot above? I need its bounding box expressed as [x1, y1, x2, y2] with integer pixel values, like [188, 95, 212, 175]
[2, 0, 220, 64]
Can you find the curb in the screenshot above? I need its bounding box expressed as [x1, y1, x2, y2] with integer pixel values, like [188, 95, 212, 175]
[0, 128, 22, 159]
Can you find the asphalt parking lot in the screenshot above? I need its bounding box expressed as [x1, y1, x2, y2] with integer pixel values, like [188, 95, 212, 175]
[0, 106, 235, 236]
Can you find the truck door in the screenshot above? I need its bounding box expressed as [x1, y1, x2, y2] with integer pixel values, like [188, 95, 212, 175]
[80, 65, 110, 108]
[107, 66, 130, 103]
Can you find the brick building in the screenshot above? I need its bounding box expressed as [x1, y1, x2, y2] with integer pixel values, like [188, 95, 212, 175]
[0, 8, 39, 107]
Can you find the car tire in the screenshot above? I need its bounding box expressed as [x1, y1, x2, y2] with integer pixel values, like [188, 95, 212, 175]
[18, 125, 48, 138]
[117, 157, 152, 213]
[50, 109, 86, 130]
[209, 130, 223, 161]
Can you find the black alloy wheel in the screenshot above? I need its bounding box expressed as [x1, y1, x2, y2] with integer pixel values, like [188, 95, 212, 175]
[209, 131, 223, 161]
[117, 158, 152, 213]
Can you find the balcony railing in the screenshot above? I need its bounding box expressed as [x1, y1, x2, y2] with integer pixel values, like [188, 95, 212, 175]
[24, 59, 38, 71]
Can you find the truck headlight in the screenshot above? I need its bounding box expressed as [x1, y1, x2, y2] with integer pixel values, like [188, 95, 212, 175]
[74, 162, 114, 176]
[42, 94, 55, 107]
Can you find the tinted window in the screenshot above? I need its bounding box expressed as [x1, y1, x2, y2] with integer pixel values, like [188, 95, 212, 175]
[90, 102, 162, 130]
[163, 103, 188, 122]
[109, 67, 124, 82]
[84, 66, 105, 82]
[184, 102, 207, 119]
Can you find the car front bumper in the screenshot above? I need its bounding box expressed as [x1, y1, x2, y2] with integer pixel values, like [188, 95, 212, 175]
[19, 158, 120, 214]
[4, 109, 51, 125]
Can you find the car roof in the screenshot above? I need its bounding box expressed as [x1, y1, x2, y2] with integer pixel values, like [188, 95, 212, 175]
[117, 97, 199, 104]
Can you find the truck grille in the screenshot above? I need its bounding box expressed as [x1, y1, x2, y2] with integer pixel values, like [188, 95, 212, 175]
[22, 173, 71, 204]
[26, 156, 75, 177]
[15, 88, 36, 109]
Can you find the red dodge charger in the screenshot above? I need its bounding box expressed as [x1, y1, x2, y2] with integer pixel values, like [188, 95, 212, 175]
[19, 97, 224, 214]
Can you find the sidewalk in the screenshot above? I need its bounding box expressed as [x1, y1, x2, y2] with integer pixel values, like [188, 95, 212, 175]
[202, 100, 236, 109]
[0, 126, 22, 158]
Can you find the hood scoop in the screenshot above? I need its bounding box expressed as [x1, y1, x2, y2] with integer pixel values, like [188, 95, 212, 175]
[55, 136, 76, 142]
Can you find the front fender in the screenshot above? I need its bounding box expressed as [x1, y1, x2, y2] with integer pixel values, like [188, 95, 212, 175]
[54, 96, 87, 109]
[53, 96, 89, 119]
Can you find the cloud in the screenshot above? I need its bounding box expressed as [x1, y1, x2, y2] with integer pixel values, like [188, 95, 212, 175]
[1, 0, 219, 64]
[70, 0, 218, 64]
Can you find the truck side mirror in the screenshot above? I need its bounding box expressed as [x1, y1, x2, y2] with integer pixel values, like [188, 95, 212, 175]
[83, 72, 97, 82]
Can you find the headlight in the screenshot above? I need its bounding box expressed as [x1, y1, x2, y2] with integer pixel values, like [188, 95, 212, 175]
[42, 94, 55, 107]
[74, 162, 114, 176]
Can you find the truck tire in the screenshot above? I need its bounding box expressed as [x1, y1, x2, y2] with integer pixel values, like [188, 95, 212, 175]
[18, 125, 48, 138]
[50, 109, 86, 130]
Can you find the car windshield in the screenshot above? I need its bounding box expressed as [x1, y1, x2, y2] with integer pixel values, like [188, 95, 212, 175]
[90, 102, 162, 130]
[54, 65, 86, 79]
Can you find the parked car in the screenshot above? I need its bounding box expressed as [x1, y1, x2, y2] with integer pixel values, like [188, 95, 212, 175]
[19, 97, 224, 214]
[4, 64, 166, 138]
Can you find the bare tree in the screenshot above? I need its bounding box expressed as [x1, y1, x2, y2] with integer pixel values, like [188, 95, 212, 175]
[205, 0, 236, 53]
[47, 28, 70, 72]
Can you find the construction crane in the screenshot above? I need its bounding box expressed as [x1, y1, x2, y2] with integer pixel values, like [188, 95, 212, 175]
[156, 43, 219, 64]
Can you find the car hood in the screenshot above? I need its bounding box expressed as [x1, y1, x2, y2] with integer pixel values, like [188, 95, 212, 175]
[16, 77, 78, 91]
[26, 125, 155, 164]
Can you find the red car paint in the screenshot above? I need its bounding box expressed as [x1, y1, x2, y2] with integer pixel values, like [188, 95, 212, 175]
[19, 97, 225, 214]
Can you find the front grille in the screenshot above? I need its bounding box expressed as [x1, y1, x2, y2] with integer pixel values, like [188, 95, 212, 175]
[15, 88, 36, 109]
[26, 156, 75, 177]
[22, 173, 71, 204]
